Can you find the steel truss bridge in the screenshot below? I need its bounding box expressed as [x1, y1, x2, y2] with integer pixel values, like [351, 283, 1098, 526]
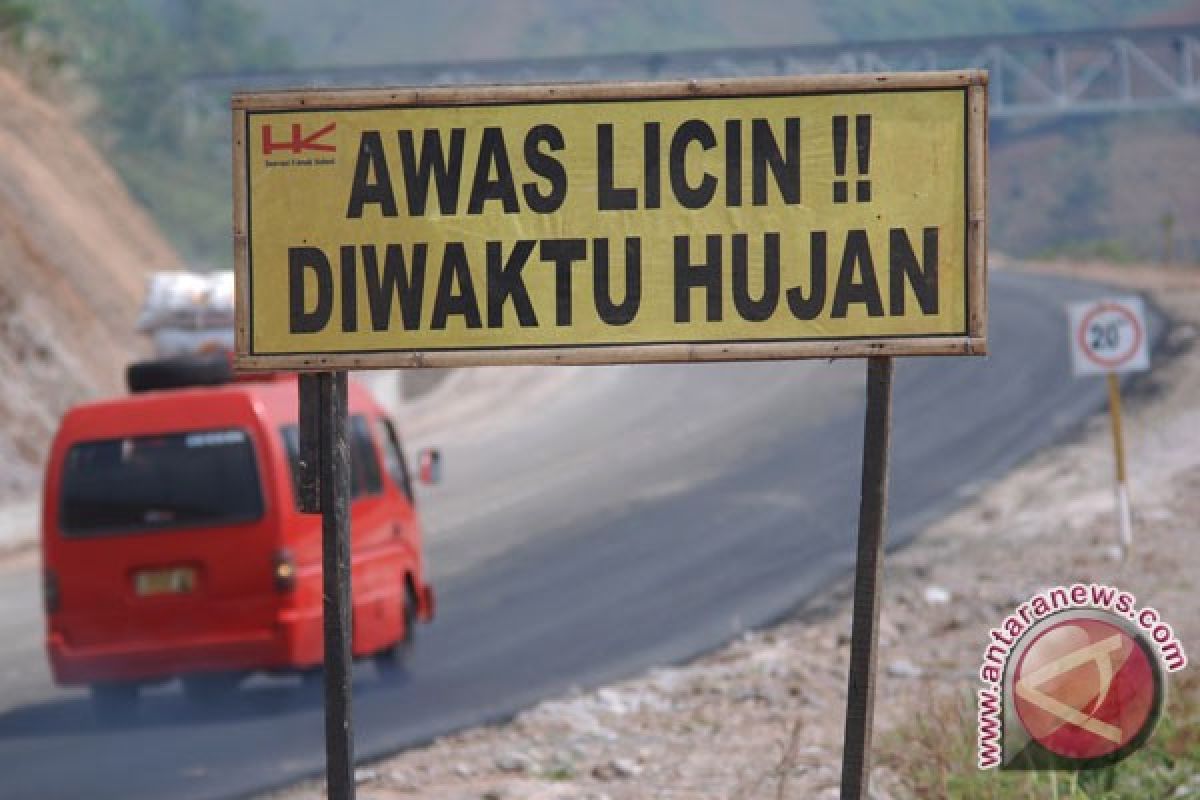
[189, 24, 1200, 119]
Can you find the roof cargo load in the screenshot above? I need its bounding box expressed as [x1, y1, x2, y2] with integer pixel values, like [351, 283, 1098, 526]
[136, 271, 234, 358]
[136, 271, 234, 333]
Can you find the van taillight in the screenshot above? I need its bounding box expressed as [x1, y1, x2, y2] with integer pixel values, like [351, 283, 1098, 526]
[43, 569, 60, 614]
[273, 549, 296, 592]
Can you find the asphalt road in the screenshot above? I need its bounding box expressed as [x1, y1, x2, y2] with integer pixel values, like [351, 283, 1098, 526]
[0, 271, 1158, 800]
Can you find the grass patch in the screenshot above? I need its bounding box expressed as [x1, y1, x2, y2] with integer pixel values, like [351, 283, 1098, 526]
[879, 670, 1200, 799]
[541, 764, 575, 782]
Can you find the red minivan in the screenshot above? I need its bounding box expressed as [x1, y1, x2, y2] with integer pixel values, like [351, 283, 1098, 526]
[41, 361, 435, 720]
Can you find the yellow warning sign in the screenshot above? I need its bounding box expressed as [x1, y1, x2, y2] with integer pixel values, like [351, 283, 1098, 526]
[233, 73, 987, 369]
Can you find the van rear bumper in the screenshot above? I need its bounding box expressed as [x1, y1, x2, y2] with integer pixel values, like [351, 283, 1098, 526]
[46, 623, 303, 685]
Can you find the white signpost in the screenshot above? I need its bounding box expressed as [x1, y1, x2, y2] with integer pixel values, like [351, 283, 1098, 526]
[1067, 296, 1150, 553]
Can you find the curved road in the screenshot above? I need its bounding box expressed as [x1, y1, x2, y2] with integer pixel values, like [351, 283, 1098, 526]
[0, 271, 1157, 799]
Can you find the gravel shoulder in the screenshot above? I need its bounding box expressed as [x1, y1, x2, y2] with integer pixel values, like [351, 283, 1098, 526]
[265, 260, 1200, 800]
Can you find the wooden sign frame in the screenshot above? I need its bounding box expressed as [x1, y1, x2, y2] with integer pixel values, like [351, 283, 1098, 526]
[232, 71, 988, 371]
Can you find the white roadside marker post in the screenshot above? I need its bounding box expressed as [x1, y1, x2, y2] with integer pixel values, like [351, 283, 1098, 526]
[1066, 296, 1150, 558]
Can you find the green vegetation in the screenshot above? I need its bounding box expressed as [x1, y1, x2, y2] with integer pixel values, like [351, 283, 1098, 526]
[0, 1, 1193, 265]
[0, 1, 32, 36]
[46, 1, 287, 265]
[880, 671, 1200, 798]
[0, 1, 287, 266]
[541, 764, 576, 781]
[242, 1, 832, 64]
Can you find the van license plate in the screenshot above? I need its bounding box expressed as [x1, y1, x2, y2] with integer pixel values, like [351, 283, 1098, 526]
[135, 567, 196, 596]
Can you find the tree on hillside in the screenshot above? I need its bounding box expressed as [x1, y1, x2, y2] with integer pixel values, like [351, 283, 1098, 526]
[26, 0, 288, 265]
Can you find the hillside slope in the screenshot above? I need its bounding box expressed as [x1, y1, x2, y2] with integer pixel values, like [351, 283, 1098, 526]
[243, 0, 833, 64]
[0, 69, 180, 500]
[240, 1, 1197, 264]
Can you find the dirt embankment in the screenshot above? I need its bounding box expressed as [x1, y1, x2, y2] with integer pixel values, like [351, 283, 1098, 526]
[0, 69, 179, 502]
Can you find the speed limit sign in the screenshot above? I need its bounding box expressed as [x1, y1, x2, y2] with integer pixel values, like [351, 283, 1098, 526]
[1067, 295, 1148, 555]
[1067, 296, 1150, 376]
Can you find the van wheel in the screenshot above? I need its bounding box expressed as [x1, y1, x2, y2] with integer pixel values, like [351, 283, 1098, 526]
[90, 682, 139, 725]
[182, 673, 241, 706]
[374, 586, 417, 679]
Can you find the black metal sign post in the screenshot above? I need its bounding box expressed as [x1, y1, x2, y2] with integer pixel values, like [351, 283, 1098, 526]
[298, 372, 356, 800]
[839, 356, 894, 800]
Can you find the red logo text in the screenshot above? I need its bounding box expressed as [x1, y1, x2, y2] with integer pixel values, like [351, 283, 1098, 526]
[262, 123, 336, 155]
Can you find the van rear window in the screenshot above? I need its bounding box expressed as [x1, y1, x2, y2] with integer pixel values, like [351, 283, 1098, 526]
[59, 429, 264, 536]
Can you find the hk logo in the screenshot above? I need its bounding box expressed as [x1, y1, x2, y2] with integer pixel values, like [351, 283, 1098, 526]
[262, 122, 336, 155]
